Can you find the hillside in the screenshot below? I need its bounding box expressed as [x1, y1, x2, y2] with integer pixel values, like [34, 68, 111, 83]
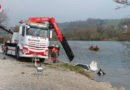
[58, 18, 122, 31]
[57, 18, 130, 41]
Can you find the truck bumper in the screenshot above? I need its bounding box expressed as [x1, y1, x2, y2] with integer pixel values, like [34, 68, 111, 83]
[19, 49, 49, 59]
[20, 54, 48, 59]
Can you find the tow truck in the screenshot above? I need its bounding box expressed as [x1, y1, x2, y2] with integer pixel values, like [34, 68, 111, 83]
[0, 17, 74, 62]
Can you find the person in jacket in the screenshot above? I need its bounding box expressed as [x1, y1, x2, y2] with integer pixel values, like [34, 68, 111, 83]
[51, 46, 58, 63]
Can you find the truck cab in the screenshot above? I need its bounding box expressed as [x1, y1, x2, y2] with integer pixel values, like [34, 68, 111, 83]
[7, 22, 52, 60]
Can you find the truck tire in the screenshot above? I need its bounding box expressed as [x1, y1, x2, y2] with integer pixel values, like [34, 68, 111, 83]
[5, 47, 8, 55]
[39, 58, 45, 62]
[16, 48, 21, 60]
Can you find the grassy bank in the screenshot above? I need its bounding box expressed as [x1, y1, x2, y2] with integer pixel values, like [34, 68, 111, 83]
[45, 63, 92, 79]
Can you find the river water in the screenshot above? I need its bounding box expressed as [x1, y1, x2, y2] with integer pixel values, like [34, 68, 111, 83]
[58, 41, 130, 90]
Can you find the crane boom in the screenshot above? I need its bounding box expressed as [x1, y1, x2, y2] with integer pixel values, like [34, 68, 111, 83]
[27, 17, 74, 61]
[0, 25, 13, 34]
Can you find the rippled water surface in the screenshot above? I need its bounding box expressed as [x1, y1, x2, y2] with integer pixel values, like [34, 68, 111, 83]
[58, 41, 130, 90]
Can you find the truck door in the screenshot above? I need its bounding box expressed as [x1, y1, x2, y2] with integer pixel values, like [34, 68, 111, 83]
[19, 26, 25, 45]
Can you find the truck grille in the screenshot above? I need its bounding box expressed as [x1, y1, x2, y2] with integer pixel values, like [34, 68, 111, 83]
[28, 42, 47, 50]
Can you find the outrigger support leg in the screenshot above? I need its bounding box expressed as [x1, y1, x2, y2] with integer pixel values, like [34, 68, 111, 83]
[32, 53, 39, 67]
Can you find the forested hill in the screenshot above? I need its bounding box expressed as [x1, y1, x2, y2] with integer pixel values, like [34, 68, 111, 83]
[58, 18, 122, 30]
[57, 18, 130, 41]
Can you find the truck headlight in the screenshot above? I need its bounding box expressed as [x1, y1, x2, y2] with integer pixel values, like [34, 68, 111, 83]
[44, 51, 48, 55]
[23, 49, 28, 53]
[44, 49, 48, 55]
[23, 47, 29, 54]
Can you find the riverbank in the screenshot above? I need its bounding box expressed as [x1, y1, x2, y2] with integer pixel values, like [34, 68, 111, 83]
[0, 49, 119, 90]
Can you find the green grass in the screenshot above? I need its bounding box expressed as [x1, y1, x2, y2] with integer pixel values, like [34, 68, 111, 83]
[21, 72, 25, 74]
[46, 63, 92, 79]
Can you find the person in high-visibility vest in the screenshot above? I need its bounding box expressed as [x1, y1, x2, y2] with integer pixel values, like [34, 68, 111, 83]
[51, 46, 58, 63]
[55, 44, 60, 56]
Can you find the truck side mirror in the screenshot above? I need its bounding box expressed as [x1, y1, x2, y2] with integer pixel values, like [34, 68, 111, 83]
[19, 26, 22, 35]
[50, 30, 52, 38]
[22, 31, 24, 36]
[22, 26, 25, 36]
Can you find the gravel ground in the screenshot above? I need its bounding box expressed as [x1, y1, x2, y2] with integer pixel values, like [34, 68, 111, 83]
[0, 49, 122, 90]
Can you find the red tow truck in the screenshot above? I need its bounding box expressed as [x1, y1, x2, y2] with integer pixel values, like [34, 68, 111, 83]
[0, 17, 74, 62]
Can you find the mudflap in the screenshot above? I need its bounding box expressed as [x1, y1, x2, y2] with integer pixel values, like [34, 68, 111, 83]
[61, 36, 74, 62]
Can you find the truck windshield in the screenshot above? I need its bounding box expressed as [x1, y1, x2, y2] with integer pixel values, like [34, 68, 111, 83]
[26, 27, 48, 37]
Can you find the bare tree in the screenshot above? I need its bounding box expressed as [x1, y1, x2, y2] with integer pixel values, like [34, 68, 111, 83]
[113, 0, 130, 9]
[0, 12, 8, 25]
[0, 12, 10, 43]
[114, 0, 128, 4]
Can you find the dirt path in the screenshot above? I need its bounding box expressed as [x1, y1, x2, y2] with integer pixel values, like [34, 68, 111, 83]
[0, 49, 119, 90]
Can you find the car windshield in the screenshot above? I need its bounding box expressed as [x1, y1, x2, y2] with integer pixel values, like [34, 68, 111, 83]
[26, 27, 48, 37]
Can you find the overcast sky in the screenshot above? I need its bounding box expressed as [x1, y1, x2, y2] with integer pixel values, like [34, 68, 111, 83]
[1, 0, 130, 26]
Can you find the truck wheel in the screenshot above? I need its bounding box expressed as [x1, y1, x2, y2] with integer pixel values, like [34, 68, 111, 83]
[39, 58, 45, 62]
[5, 47, 8, 55]
[16, 48, 21, 60]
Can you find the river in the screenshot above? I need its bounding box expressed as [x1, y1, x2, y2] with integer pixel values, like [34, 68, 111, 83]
[58, 41, 130, 90]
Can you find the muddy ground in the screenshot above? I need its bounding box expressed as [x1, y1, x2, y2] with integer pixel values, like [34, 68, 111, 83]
[0, 49, 123, 90]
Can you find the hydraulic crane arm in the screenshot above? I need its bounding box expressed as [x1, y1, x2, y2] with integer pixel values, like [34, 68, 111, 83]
[0, 25, 13, 34]
[27, 17, 74, 61]
[50, 18, 63, 42]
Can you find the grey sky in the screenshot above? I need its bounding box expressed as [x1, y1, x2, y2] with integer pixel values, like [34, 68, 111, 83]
[1, 0, 130, 26]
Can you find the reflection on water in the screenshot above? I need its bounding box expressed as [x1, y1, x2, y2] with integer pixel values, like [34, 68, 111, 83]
[58, 41, 130, 90]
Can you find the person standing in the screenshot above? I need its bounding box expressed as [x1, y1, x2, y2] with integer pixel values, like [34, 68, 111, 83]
[51, 46, 58, 63]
